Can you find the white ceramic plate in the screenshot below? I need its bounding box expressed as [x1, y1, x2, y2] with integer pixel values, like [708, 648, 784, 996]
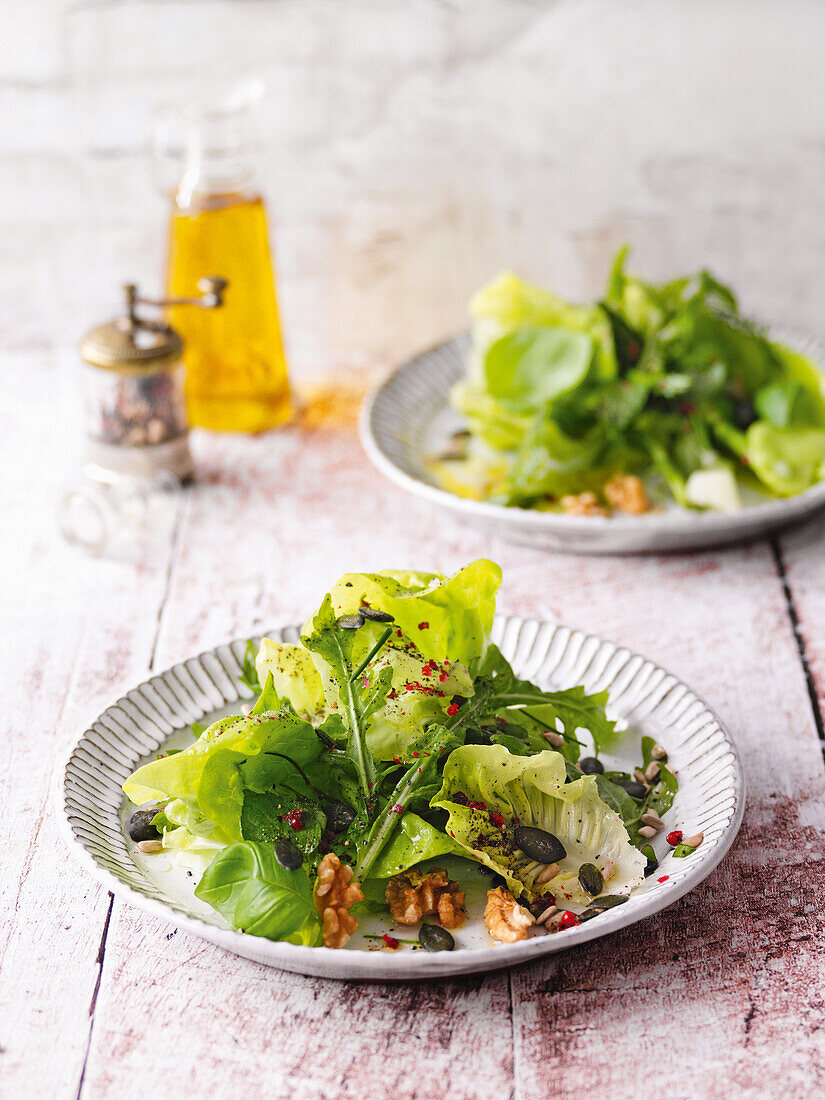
[60, 615, 744, 980]
[360, 330, 825, 554]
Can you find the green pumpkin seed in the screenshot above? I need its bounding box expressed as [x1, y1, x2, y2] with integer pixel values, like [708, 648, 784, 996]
[514, 826, 566, 864]
[588, 894, 629, 910]
[419, 923, 455, 952]
[578, 863, 604, 896]
[337, 613, 365, 629]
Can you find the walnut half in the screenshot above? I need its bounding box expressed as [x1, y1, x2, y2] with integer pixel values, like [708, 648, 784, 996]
[386, 868, 466, 929]
[603, 473, 650, 514]
[484, 886, 535, 943]
[314, 852, 364, 949]
[560, 491, 609, 517]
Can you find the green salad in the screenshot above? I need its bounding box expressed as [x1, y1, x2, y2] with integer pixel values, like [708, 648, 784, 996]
[123, 560, 688, 950]
[439, 248, 825, 515]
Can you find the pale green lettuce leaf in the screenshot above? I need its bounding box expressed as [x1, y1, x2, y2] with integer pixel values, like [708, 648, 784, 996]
[432, 745, 645, 906]
[744, 423, 825, 496]
[255, 638, 326, 717]
[315, 559, 501, 670]
[123, 708, 324, 844]
[470, 271, 617, 381]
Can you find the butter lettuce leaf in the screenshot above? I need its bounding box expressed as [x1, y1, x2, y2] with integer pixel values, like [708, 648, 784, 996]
[122, 708, 325, 845]
[255, 639, 326, 717]
[744, 424, 825, 496]
[432, 745, 645, 906]
[317, 559, 501, 671]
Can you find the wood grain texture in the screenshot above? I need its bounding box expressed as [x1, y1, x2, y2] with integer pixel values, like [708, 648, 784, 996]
[0, 354, 185, 1097]
[66, 420, 825, 1099]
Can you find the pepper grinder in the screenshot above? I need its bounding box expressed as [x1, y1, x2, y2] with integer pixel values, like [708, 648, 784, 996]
[79, 277, 227, 481]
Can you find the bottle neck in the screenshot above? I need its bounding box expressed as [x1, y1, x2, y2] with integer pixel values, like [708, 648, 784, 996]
[173, 118, 257, 210]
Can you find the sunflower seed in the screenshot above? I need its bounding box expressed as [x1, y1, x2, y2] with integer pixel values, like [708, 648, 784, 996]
[683, 832, 704, 848]
[638, 825, 657, 839]
[640, 812, 666, 831]
[137, 839, 163, 854]
[534, 862, 560, 885]
[644, 761, 661, 782]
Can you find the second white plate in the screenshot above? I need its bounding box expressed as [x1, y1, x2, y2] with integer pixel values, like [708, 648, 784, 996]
[360, 331, 825, 553]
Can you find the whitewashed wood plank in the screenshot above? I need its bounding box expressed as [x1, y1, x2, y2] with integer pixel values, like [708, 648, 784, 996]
[0, 353, 182, 1100]
[776, 514, 825, 745]
[506, 538, 825, 1099]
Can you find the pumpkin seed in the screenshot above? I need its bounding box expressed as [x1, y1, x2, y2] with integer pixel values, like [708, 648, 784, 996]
[360, 608, 394, 623]
[336, 613, 364, 629]
[419, 923, 455, 952]
[578, 907, 601, 922]
[274, 840, 304, 871]
[588, 894, 628, 910]
[578, 756, 604, 775]
[128, 808, 161, 843]
[514, 825, 566, 864]
[615, 779, 648, 800]
[326, 801, 356, 834]
[641, 844, 659, 877]
[578, 863, 604, 896]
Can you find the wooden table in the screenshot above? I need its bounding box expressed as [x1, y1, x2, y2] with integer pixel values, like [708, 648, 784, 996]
[5, 356, 825, 1099]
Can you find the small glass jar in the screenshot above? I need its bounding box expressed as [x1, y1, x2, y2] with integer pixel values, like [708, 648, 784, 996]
[79, 280, 226, 481]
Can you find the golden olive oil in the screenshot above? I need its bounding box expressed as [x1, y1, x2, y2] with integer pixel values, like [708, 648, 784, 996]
[166, 193, 292, 432]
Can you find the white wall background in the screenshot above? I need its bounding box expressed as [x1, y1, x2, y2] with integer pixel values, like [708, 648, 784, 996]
[5, 0, 825, 380]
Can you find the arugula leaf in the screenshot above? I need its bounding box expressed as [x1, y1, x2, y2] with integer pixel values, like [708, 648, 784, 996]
[355, 724, 462, 879]
[195, 841, 322, 945]
[595, 774, 643, 834]
[301, 595, 393, 818]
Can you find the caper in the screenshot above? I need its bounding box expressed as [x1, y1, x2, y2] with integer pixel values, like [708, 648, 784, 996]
[578, 757, 604, 775]
[336, 613, 364, 629]
[513, 825, 566, 864]
[326, 801, 356, 834]
[274, 840, 304, 870]
[419, 923, 455, 952]
[127, 809, 160, 843]
[360, 608, 395, 623]
[615, 779, 648, 800]
[588, 894, 628, 910]
[578, 863, 604, 896]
